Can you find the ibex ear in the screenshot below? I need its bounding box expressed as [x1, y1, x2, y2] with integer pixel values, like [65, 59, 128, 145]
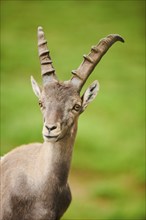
[31, 76, 41, 98]
[81, 80, 99, 112]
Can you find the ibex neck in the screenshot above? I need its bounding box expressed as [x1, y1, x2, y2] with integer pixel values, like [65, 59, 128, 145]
[42, 122, 77, 185]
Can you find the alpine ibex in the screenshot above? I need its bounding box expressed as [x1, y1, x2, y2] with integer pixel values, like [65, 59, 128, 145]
[0, 27, 124, 220]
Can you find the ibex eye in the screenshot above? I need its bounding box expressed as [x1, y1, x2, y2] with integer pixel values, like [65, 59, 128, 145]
[38, 101, 43, 108]
[73, 104, 81, 112]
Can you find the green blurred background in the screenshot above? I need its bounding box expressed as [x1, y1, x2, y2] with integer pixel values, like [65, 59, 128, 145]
[0, 1, 145, 219]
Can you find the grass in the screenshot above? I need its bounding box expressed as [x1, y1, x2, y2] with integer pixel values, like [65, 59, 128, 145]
[64, 169, 145, 219]
[0, 1, 145, 219]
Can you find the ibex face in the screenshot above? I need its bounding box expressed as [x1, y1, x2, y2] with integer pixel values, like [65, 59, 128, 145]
[31, 26, 124, 142]
[31, 78, 99, 142]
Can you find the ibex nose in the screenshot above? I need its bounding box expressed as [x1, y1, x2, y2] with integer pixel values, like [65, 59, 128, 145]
[45, 125, 57, 132]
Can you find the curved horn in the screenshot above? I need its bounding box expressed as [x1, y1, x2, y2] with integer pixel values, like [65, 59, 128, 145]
[71, 34, 124, 92]
[38, 26, 57, 84]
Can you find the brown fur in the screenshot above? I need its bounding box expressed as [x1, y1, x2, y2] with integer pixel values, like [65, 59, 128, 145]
[0, 82, 81, 220]
[0, 77, 99, 220]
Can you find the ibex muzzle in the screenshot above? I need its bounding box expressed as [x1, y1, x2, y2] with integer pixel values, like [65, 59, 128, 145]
[1, 26, 124, 220]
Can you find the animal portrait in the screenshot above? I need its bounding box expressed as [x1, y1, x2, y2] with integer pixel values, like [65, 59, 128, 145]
[0, 26, 124, 220]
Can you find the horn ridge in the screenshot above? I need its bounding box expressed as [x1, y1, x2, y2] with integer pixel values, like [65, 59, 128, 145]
[37, 26, 57, 82]
[71, 34, 124, 91]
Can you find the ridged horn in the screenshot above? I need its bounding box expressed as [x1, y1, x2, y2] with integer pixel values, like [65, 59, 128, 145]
[38, 26, 57, 84]
[71, 34, 124, 92]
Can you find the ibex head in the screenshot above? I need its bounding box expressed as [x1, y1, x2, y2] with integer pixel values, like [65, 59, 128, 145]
[31, 27, 124, 142]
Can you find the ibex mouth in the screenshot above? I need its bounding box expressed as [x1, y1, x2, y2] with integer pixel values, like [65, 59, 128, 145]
[44, 135, 59, 139]
[43, 133, 65, 142]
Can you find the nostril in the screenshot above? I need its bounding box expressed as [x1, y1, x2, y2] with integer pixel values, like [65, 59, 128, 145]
[45, 125, 57, 131]
[50, 126, 57, 131]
